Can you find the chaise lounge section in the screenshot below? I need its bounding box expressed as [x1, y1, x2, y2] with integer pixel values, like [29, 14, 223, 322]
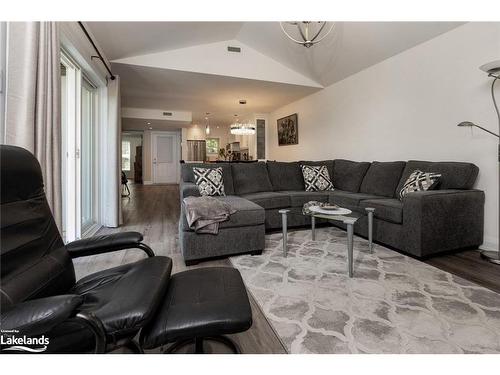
[179, 159, 484, 264]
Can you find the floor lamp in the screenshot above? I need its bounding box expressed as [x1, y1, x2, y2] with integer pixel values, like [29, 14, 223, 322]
[457, 60, 500, 264]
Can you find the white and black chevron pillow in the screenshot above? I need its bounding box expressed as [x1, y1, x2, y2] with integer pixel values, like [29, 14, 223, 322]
[193, 167, 225, 196]
[399, 170, 441, 200]
[301, 165, 334, 192]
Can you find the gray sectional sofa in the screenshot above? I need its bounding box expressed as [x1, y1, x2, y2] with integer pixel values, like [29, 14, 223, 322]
[179, 159, 484, 265]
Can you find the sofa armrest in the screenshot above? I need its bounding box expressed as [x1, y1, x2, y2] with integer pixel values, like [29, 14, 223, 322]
[66, 232, 154, 258]
[402, 189, 485, 257]
[180, 182, 200, 199]
[1, 295, 83, 337]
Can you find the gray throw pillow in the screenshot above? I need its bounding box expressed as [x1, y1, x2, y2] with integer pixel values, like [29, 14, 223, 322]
[193, 167, 225, 196]
[301, 165, 334, 192]
[399, 170, 441, 200]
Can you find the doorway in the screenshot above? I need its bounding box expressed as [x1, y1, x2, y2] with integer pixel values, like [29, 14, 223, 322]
[122, 132, 143, 183]
[152, 131, 180, 184]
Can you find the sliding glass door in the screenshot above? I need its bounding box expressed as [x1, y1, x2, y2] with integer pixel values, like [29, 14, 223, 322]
[61, 51, 99, 242]
[80, 79, 97, 234]
[61, 54, 78, 242]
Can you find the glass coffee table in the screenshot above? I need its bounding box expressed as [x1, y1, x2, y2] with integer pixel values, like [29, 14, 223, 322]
[278, 206, 375, 277]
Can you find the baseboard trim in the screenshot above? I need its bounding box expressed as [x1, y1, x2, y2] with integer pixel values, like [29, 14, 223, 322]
[143, 180, 153, 185]
[479, 237, 498, 252]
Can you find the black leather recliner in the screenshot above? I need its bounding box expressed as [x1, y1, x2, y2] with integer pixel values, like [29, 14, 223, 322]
[0, 145, 172, 353]
[1, 145, 253, 354]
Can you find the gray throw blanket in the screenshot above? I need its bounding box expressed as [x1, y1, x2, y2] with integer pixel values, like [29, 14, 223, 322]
[183, 196, 236, 234]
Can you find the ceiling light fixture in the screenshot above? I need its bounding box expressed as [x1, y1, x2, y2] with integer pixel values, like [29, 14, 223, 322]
[205, 112, 211, 135]
[230, 115, 256, 135]
[280, 21, 334, 48]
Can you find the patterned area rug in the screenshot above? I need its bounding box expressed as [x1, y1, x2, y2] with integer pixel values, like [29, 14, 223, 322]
[229, 227, 500, 354]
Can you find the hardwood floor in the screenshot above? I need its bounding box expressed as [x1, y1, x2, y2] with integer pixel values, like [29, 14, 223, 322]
[73, 183, 499, 354]
[73, 183, 287, 354]
[425, 250, 500, 294]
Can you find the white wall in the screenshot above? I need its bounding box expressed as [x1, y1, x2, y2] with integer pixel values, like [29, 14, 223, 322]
[268, 23, 500, 251]
[114, 39, 321, 88]
[122, 107, 192, 122]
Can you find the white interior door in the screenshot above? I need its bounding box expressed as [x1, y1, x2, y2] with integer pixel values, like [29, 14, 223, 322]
[153, 133, 179, 184]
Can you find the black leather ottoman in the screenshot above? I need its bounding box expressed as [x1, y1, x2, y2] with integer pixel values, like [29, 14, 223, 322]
[140, 267, 252, 353]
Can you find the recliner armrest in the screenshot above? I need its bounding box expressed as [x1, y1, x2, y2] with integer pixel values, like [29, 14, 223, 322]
[402, 189, 485, 257]
[1, 295, 83, 336]
[66, 231, 155, 258]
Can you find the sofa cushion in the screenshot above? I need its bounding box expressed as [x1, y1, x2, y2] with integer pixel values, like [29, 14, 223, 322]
[333, 159, 371, 192]
[181, 196, 264, 231]
[231, 162, 273, 195]
[360, 199, 403, 224]
[193, 167, 225, 196]
[360, 161, 406, 198]
[299, 160, 334, 180]
[329, 190, 385, 210]
[281, 191, 330, 207]
[266, 161, 304, 191]
[398, 170, 441, 200]
[396, 160, 479, 193]
[301, 165, 334, 191]
[181, 163, 234, 195]
[240, 192, 291, 210]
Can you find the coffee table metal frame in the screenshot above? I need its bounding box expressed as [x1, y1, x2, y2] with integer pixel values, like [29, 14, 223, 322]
[278, 207, 375, 277]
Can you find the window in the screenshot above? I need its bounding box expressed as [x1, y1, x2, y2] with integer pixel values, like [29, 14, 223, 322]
[206, 138, 219, 154]
[122, 141, 131, 171]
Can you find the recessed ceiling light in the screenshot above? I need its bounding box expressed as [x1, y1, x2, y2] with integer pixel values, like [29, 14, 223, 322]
[147, 122, 151, 125]
[148, 126, 153, 130]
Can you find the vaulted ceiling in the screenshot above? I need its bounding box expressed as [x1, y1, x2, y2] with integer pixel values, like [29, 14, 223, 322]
[87, 21, 464, 126]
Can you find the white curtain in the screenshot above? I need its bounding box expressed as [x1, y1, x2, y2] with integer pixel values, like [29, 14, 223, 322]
[105, 76, 122, 227]
[5, 22, 62, 230]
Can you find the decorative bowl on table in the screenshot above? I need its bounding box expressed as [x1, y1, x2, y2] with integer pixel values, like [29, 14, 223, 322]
[309, 205, 352, 216]
[321, 205, 340, 211]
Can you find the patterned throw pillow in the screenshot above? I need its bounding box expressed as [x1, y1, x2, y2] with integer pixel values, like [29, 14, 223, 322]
[301, 165, 334, 192]
[399, 170, 441, 200]
[193, 167, 225, 196]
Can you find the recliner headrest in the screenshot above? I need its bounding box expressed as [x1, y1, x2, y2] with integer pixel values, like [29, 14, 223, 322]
[1, 145, 44, 204]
